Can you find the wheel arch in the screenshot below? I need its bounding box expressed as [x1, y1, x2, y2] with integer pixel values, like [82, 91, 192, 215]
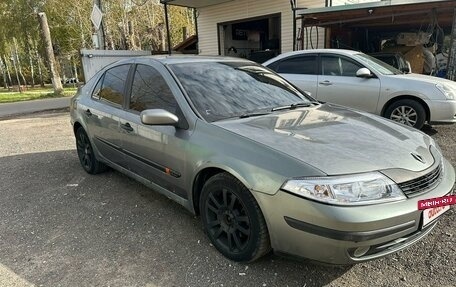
[191, 166, 251, 215]
[73, 121, 83, 135]
[381, 95, 430, 123]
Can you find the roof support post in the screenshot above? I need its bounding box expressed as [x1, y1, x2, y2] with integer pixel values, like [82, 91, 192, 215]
[291, 0, 297, 51]
[447, 7, 456, 80]
[193, 8, 199, 54]
[164, 2, 172, 55]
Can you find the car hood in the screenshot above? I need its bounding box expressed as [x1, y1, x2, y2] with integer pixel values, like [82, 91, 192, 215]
[390, 73, 456, 88]
[213, 104, 435, 175]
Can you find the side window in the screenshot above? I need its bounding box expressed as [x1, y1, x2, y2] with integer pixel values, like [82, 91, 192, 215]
[266, 61, 279, 72]
[91, 75, 103, 100]
[340, 58, 362, 77]
[99, 64, 130, 106]
[276, 56, 317, 75]
[321, 56, 342, 76]
[129, 64, 178, 113]
[321, 56, 361, 77]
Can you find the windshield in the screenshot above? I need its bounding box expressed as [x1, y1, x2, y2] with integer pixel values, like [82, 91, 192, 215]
[353, 53, 402, 75]
[169, 61, 310, 122]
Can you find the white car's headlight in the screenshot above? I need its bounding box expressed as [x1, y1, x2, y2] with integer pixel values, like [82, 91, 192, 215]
[436, 83, 455, 100]
[282, 172, 406, 206]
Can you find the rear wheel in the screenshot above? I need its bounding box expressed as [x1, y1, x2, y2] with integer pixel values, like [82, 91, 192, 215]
[75, 127, 107, 174]
[200, 173, 270, 262]
[384, 99, 426, 129]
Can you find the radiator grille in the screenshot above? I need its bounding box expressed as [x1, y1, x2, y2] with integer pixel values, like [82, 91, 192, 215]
[398, 163, 443, 197]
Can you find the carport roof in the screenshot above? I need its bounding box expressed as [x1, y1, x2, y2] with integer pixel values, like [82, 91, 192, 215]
[161, 0, 234, 8]
[298, 0, 456, 31]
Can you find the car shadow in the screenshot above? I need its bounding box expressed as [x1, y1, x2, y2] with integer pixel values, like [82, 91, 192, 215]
[0, 150, 351, 287]
[421, 124, 438, 136]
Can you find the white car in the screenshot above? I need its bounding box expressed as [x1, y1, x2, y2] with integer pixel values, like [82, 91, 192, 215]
[263, 49, 456, 129]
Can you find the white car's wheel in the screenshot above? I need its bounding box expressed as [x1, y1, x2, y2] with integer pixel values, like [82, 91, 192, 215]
[385, 99, 426, 129]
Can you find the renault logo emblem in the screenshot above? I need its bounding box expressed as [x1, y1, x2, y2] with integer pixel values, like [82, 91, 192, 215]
[411, 152, 426, 164]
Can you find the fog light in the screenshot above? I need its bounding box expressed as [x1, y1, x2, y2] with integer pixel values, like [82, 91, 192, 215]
[353, 246, 370, 257]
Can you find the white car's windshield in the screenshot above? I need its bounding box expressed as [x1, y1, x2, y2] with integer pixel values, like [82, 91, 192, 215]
[354, 53, 402, 75]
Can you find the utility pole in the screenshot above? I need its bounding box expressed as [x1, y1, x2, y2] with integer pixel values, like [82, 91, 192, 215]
[164, 3, 172, 54]
[38, 12, 63, 95]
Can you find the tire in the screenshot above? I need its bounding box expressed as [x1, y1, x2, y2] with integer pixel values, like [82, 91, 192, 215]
[200, 173, 271, 262]
[384, 99, 426, 129]
[75, 127, 107, 174]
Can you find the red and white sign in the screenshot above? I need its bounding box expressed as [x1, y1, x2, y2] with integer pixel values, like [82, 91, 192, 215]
[418, 195, 456, 210]
[422, 205, 450, 227]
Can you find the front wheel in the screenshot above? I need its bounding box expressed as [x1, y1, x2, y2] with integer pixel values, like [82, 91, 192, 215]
[384, 99, 426, 129]
[200, 173, 271, 262]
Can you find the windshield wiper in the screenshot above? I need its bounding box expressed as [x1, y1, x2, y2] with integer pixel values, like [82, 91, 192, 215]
[271, 102, 311, 112]
[239, 112, 271, 118]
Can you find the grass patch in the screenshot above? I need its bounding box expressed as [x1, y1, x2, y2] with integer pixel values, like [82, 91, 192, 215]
[0, 87, 77, 103]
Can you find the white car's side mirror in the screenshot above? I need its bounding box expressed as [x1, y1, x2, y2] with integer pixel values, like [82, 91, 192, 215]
[356, 68, 373, 78]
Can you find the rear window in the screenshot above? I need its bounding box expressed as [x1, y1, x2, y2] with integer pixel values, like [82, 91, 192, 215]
[276, 56, 317, 75]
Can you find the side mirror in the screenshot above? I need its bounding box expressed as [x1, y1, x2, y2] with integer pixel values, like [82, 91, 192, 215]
[140, 109, 179, 126]
[356, 68, 373, 78]
[405, 61, 412, 74]
[401, 67, 410, 74]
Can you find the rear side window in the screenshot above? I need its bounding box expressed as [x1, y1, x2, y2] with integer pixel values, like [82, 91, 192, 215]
[276, 56, 317, 75]
[91, 75, 103, 99]
[99, 64, 130, 106]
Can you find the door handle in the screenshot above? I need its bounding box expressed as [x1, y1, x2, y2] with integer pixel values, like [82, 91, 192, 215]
[319, 80, 333, 86]
[120, 122, 134, 132]
[85, 109, 92, 116]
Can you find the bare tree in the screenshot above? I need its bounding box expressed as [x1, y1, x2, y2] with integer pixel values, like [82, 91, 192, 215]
[0, 57, 8, 89]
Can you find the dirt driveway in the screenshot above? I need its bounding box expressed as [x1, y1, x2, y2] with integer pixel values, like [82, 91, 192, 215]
[0, 111, 454, 287]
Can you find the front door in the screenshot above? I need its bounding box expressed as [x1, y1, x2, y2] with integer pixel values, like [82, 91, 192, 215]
[317, 55, 381, 113]
[119, 63, 190, 198]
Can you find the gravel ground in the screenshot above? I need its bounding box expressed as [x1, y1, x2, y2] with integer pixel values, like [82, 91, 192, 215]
[0, 111, 454, 287]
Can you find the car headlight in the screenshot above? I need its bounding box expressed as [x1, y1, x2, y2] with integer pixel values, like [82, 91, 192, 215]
[281, 172, 406, 206]
[436, 83, 455, 100]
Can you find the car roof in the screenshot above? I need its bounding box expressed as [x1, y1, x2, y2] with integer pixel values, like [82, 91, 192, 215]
[115, 55, 255, 66]
[263, 49, 362, 64]
[369, 52, 404, 57]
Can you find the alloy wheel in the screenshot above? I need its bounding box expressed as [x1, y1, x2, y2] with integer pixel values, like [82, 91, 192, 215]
[76, 130, 93, 171]
[204, 187, 251, 254]
[390, 105, 418, 127]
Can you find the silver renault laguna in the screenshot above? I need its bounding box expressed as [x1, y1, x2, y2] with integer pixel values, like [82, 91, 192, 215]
[70, 56, 455, 264]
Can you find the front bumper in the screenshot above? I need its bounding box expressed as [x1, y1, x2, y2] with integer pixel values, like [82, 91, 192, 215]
[428, 99, 456, 124]
[253, 159, 455, 264]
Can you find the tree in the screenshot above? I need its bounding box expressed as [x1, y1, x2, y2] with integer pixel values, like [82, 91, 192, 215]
[0, 0, 196, 87]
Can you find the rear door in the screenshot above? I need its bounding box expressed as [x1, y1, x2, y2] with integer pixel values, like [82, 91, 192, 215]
[119, 63, 191, 199]
[317, 54, 381, 113]
[84, 64, 131, 168]
[268, 54, 318, 97]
